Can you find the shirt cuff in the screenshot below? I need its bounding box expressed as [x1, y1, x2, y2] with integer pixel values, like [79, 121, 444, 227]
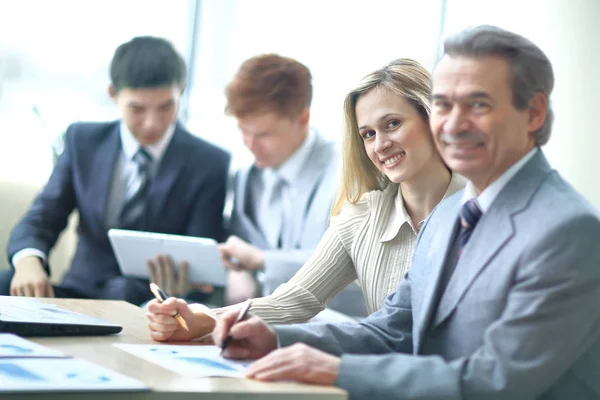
[12, 248, 47, 267]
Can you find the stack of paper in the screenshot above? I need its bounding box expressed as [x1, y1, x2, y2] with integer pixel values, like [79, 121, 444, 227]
[0, 334, 147, 393]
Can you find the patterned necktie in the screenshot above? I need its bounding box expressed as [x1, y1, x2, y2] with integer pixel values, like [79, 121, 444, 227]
[459, 198, 483, 251]
[432, 197, 484, 312]
[120, 148, 153, 230]
[265, 175, 287, 249]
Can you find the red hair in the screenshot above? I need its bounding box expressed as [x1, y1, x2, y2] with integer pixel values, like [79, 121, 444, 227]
[225, 54, 312, 118]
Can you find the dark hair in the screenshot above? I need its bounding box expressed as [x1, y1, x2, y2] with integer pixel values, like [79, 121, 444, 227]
[443, 25, 554, 146]
[109, 36, 186, 93]
[225, 54, 312, 118]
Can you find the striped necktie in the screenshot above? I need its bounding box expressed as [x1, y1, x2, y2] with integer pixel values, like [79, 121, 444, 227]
[430, 198, 484, 319]
[120, 148, 153, 230]
[459, 198, 483, 251]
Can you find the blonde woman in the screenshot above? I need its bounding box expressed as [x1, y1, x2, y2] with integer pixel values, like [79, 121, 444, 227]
[146, 59, 466, 341]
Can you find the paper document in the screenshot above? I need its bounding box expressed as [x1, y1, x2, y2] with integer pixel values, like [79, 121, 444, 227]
[114, 344, 250, 378]
[0, 334, 66, 358]
[0, 358, 147, 392]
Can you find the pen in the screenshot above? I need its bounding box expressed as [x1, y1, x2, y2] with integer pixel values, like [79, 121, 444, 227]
[149, 282, 189, 331]
[219, 299, 252, 356]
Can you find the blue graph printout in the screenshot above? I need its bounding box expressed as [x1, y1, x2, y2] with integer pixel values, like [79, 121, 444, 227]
[114, 344, 250, 378]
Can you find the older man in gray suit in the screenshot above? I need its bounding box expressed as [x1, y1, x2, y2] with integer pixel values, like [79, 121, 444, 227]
[212, 26, 600, 399]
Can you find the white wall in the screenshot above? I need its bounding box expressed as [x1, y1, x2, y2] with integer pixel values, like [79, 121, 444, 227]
[442, 0, 600, 207]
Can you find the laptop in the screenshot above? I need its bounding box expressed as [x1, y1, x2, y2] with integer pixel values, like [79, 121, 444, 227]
[0, 296, 122, 336]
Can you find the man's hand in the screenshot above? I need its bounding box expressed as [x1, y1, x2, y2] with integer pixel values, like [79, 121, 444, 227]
[218, 235, 265, 271]
[212, 308, 278, 360]
[10, 256, 54, 297]
[147, 255, 214, 297]
[246, 343, 341, 386]
[147, 297, 216, 341]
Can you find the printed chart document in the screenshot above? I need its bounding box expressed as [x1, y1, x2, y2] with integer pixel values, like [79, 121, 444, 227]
[114, 343, 250, 378]
[0, 334, 65, 358]
[0, 334, 147, 393]
[0, 358, 148, 393]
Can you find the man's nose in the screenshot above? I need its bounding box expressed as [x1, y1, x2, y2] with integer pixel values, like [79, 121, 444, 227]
[442, 107, 470, 135]
[142, 112, 162, 131]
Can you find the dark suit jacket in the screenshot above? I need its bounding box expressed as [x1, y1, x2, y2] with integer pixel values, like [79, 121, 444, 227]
[7, 120, 230, 299]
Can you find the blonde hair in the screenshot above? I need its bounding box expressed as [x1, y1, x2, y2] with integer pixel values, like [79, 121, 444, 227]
[331, 58, 432, 215]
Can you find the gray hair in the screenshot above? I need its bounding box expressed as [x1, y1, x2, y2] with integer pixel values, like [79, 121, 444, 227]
[442, 25, 554, 146]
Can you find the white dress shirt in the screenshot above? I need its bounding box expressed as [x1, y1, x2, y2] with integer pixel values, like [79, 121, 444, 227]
[104, 122, 174, 228]
[461, 147, 539, 212]
[254, 129, 316, 249]
[12, 122, 175, 267]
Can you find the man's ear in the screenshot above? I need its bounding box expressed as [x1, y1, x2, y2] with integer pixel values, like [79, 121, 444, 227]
[298, 107, 310, 127]
[108, 84, 117, 103]
[527, 92, 547, 133]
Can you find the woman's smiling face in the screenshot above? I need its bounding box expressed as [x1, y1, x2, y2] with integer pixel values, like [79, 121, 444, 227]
[356, 86, 437, 184]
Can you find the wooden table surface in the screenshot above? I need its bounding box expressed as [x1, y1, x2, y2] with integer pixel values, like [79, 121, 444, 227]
[5, 298, 347, 400]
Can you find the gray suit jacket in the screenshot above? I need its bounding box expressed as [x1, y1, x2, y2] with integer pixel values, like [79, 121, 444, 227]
[227, 131, 367, 317]
[276, 150, 600, 399]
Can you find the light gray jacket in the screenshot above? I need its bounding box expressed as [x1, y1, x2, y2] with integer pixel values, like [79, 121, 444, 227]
[228, 131, 367, 317]
[277, 150, 600, 399]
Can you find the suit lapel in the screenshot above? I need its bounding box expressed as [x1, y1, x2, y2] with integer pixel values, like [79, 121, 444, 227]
[90, 123, 121, 230]
[294, 132, 329, 193]
[145, 125, 188, 230]
[284, 133, 330, 245]
[429, 150, 553, 329]
[432, 207, 514, 327]
[414, 196, 462, 350]
[237, 166, 270, 248]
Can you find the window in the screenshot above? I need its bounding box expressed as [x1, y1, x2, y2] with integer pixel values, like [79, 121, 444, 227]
[186, 0, 444, 168]
[0, 0, 195, 183]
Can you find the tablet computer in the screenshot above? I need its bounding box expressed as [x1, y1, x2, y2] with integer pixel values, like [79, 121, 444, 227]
[107, 229, 227, 287]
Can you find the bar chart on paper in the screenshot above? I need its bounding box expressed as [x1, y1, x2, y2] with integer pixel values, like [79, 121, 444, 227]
[0, 358, 147, 392]
[113, 344, 251, 378]
[0, 334, 65, 358]
[0, 334, 147, 393]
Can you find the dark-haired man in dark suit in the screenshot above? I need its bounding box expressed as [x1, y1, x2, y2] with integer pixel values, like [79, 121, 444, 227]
[1, 36, 230, 305]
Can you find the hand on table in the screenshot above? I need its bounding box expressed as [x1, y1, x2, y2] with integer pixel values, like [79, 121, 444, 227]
[11, 256, 54, 298]
[246, 343, 341, 386]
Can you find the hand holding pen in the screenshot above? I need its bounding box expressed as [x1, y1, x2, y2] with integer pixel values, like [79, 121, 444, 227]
[149, 282, 189, 331]
[219, 300, 252, 355]
[213, 301, 278, 360]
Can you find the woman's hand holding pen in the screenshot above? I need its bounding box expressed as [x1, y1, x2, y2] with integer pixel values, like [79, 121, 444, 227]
[146, 298, 213, 342]
[212, 308, 278, 360]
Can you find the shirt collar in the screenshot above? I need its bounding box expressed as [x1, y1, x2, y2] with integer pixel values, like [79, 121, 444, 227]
[380, 172, 468, 242]
[461, 147, 538, 212]
[265, 128, 315, 184]
[119, 121, 176, 162]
